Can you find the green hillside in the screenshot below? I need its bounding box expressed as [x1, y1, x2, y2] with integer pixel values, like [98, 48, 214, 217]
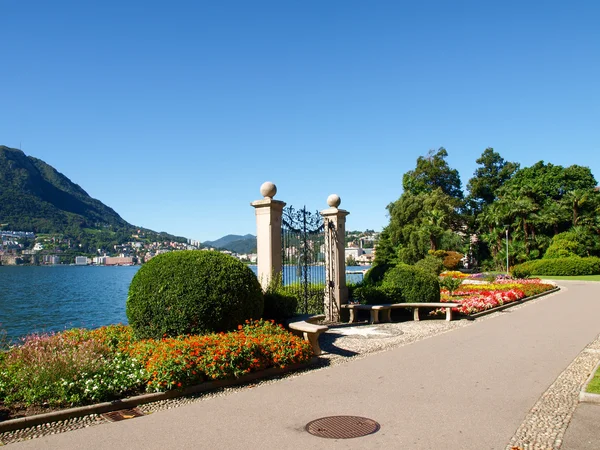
[0, 145, 187, 251]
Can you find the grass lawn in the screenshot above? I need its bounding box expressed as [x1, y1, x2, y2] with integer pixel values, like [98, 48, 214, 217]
[537, 275, 600, 282]
[586, 365, 600, 394]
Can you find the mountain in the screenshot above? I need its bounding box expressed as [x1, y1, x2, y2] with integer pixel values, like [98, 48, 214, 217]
[0, 145, 187, 248]
[203, 234, 256, 254]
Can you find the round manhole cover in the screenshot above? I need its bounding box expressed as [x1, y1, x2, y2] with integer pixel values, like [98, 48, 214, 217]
[305, 415, 380, 439]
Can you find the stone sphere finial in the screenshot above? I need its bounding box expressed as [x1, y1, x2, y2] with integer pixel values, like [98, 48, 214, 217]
[327, 194, 341, 208]
[260, 181, 277, 199]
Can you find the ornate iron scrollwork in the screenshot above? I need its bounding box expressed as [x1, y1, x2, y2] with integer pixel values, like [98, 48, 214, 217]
[281, 206, 325, 314]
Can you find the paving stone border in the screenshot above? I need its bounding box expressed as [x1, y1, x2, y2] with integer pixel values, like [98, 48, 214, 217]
[506, 333, 600, 450]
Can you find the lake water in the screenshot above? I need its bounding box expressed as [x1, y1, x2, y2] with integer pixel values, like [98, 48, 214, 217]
[0, 265, 368, 343]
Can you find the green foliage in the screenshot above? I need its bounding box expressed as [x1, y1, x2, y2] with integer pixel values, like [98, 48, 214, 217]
[402, 148, 463, 199]
[415, 255, 444, 275]
[514, 257, 600, 276]
[381, 264, 441, 303]
[351, 285, 402, 305]
[0, 326, 145, 407]
[509, 265, 531, 279]
[363, 263, 391, 286]
[438, 276, 463, 295]
[281, 283, 325, 315]
[476, 160, 600, 268]
[544, 228, 599, 259]
[466, 148, 519, 213]
[383, 188, 463, 264]
[126, 250, 263, 339]
[262, 273, 298, 322]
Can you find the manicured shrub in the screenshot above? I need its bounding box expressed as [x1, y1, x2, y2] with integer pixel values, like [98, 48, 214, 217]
[510, 265, 531, 279]
[363, 263, 391, 286]
[544, 229, 599, 259]
[261, 273, 298, 322]
[513, 257, 600, 276]
[415, 255, 445, 275]
[381, 264, 440, 303]
[442, 251, 464, 270]
[126, 250, 263, 339]
[263, 292, 298, 323]
[351, 285, 402, 305]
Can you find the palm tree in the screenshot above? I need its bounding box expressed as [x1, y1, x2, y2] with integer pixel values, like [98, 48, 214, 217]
[563, 189, 590, 226]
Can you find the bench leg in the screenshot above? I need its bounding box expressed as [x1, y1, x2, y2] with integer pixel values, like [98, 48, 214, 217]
[413, 308, 420, 321]
[304, 331, 322, 356]
[445, 307, 453, 321]
[381, 308, 392, 323]
[370, 309, 380, 324]
[348, 309, 356, 323]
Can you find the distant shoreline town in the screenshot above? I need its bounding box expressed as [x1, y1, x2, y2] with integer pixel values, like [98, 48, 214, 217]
[0, 229, 379, 266]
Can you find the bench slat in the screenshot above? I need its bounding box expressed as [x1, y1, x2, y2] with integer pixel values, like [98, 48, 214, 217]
[342, 302, 460, 324]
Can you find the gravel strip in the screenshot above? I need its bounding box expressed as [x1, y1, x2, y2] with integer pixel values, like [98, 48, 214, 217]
[506, 334, 600, 450]
[0, 288, 566, 446]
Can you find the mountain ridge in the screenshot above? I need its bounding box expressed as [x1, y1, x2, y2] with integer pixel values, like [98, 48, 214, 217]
[0, 145, 188, 251]
[203, 234, 256, 254]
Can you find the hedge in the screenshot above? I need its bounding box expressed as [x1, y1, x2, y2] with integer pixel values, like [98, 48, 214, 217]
[513, 257, 600, 276]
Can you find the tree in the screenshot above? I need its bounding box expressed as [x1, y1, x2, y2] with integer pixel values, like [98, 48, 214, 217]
[345, 255, 358, 266]
[402, 148, 463, 199]
[380, 188, 463, 265]
[477, 161, 599, 268]
[466, 148, 519, 214]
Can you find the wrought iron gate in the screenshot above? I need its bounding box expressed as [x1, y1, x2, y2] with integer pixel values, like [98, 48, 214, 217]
[281, 206, 326, 314]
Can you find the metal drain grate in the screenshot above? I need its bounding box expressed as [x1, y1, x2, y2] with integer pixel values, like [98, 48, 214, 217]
[305, 415, 380, 439]
[101, 408, 145, 422]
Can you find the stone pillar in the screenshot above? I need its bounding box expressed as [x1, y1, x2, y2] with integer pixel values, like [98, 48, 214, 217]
[321, 194, 349, 322]
[251, 182, 286, 291]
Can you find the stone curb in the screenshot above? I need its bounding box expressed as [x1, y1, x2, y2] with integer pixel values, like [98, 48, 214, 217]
[464, 286, 560, 320]
[0, 358, 318, 434]
[579, 358, 600, 403]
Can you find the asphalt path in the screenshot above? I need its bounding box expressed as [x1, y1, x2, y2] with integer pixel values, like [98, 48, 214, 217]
[10, 281, 600, 450]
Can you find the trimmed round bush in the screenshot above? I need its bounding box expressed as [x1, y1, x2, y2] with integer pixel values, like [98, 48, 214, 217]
[363, 264, 391, 286]
[442, 251, 464, 270]
[381, 264, 440, 303]
[415, 255, 444, 275]
[513, 257, 600, 276]
[126, 250, 263, 339]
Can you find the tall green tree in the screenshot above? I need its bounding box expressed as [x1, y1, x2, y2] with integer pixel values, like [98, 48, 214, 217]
[376, 188, 463, 266]
[466, 148, 519, 214]
[402, 148, 463, 199]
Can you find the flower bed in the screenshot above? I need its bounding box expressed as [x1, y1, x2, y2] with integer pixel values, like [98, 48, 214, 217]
[440, 279, 555, 315]
[439, 271, 470, 279]
[0, 320, 312, 419]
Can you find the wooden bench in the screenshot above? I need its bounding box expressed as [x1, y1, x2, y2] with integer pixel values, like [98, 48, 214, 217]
[286, 316, 328, 356]
[341, 302, 460, 324]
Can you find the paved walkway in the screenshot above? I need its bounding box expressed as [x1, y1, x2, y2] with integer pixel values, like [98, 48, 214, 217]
[8, 281, 600, 449]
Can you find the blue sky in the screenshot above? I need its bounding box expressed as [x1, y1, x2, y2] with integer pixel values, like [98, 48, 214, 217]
[1, 0, 598, 241]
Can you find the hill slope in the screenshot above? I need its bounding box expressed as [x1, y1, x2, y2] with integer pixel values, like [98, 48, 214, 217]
[203, 234, 256, 253]
[0, 145, 187, 247]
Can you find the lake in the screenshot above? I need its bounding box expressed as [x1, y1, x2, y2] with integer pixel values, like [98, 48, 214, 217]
[0, 264, 368, 343]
